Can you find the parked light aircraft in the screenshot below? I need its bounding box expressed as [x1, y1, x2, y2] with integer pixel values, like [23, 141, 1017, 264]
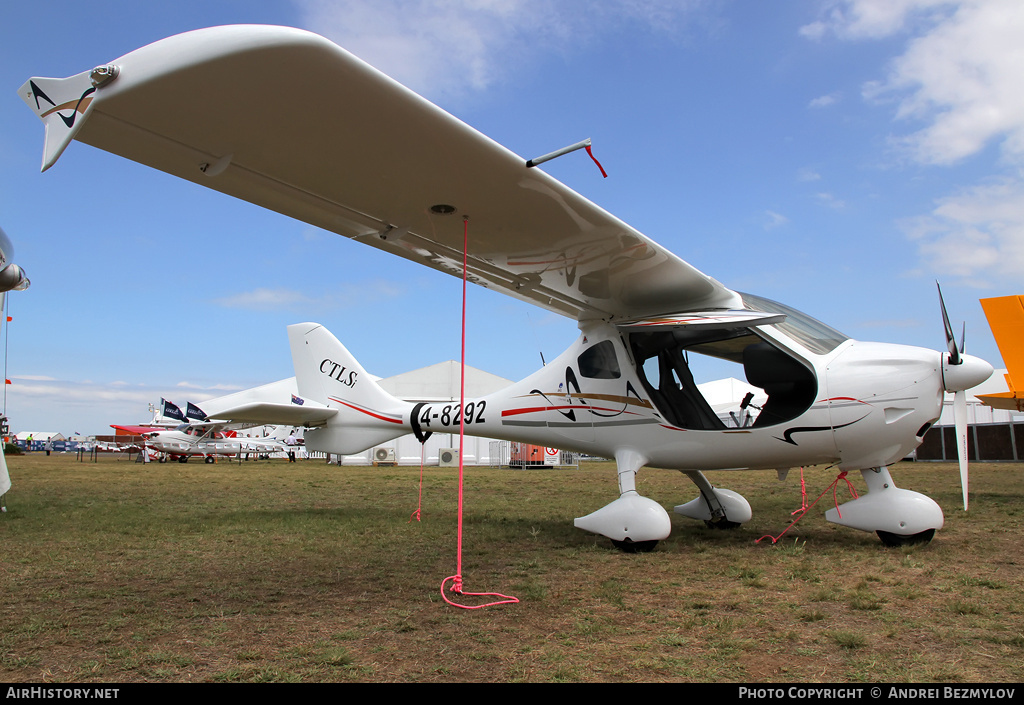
[142, 424, 294, 463]
[21, 25, 994, 548]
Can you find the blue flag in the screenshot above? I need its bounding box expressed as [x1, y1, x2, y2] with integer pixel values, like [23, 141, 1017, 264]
[162, 398, 186, 423]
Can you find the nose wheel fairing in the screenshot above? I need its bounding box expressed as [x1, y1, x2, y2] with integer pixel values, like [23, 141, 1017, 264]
[825, 466, 944, 540]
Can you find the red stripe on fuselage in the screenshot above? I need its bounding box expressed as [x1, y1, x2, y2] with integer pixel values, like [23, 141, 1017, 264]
[502, 405, 637, 417]
[329, 397, 404, 424]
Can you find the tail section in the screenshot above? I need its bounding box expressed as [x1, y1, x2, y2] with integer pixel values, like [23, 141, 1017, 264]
[979, 296, 1024, 412]
[265, 424, 293, 442]
[287, 323, 412, 454]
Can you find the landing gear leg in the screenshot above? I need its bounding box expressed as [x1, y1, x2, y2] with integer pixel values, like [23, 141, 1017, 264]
[574, 448, 671, 551]
[674, 471, 752, 529]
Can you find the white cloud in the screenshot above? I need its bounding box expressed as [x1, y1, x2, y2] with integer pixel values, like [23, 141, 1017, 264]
[295, 0, 712, 100]
[900, 179, 1024, 284]
[176, 381, 243, 391]
[809, 0, 1024, 166]
[763, 211, 789, 230]
[800, 0, 958, 41]
[809, 92, 841, 109]
[804, 1, 1024, 288]
[213, 282, 404, 312]
[815, 192, 846, 210]
[213, 287, 314, 311]
[4, 377, 250, 436]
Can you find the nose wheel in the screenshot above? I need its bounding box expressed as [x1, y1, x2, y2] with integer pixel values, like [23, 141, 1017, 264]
[876, 529, 935, 547]
[610, 539, 659, 553]
[704, 518, 743, 530]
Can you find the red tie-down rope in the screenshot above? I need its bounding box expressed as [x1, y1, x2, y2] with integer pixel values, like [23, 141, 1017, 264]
[409, 443, 425, 523]
[440, 216, 519, 609]
[756, 470, 859, 545]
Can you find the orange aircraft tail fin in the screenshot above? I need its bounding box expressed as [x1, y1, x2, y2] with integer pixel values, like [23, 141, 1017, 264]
[978, 295, 1024, 412]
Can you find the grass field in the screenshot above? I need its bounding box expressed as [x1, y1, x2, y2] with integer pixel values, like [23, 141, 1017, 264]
[1, 452, 1022, 683]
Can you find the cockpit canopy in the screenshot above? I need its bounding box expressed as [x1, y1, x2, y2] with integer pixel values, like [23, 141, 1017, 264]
[740, 292, 849, 355]
[625, 294, 842, 430]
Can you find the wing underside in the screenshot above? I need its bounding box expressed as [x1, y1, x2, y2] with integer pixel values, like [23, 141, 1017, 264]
[22, 25, 739, 321]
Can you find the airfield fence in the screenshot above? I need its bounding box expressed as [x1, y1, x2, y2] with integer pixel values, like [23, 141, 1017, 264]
[915, 420, 1024, 462]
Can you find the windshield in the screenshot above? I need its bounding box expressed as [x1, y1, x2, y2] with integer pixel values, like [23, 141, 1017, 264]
[740, 292, 849, 355]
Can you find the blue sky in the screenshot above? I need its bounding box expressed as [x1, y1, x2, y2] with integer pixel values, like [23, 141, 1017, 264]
[1, 0, 1022, 435]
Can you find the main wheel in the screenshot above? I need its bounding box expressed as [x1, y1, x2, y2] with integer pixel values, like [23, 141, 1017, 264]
[704, 519, 742, 530]
[611, 539, 659, 553]
[204, 456, 215, 464]
[876, 529, 935, 547]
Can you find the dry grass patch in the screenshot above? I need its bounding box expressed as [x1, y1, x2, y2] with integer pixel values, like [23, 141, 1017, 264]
[1, 454, 1022, 682]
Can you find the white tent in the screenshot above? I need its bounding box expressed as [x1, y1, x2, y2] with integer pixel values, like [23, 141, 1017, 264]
[340, 361, 514, 466]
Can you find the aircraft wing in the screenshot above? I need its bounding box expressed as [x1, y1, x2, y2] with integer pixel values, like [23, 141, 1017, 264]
[21, 25, 740, 321]
[193, 377, 338, 427]
[110, 424, 172, 435]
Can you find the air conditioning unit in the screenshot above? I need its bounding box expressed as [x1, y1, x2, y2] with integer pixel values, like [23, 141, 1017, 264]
[438, 448, 459, 467]
[373, 447, 396, 465]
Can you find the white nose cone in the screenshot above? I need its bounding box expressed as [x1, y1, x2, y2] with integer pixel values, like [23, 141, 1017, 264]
[942, 353, 994, 393]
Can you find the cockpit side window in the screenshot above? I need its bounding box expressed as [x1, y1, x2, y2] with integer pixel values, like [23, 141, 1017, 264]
[578, 340, 621, 379]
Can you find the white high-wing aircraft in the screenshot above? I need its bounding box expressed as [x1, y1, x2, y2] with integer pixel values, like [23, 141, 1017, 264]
[0, 226, 30, 500]
[142, 424, 295, 464]
[21, 25, 994, 549]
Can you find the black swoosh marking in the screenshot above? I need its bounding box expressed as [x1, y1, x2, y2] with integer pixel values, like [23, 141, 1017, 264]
[776, 417, 866, 446]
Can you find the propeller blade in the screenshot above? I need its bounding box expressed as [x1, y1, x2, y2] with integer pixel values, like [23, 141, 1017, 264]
[937, 282, 961, 365]
[953, 389, 969, 511]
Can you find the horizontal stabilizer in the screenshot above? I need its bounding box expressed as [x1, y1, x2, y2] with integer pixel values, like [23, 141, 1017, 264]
[206, 401, 337, 427]
[976, 391, 1024, 412]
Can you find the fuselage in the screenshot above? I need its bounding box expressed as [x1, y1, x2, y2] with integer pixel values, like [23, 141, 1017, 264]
[300, 295, 991, 475]
[354, 300, 990, 474]
[402, 331, 941, 472]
